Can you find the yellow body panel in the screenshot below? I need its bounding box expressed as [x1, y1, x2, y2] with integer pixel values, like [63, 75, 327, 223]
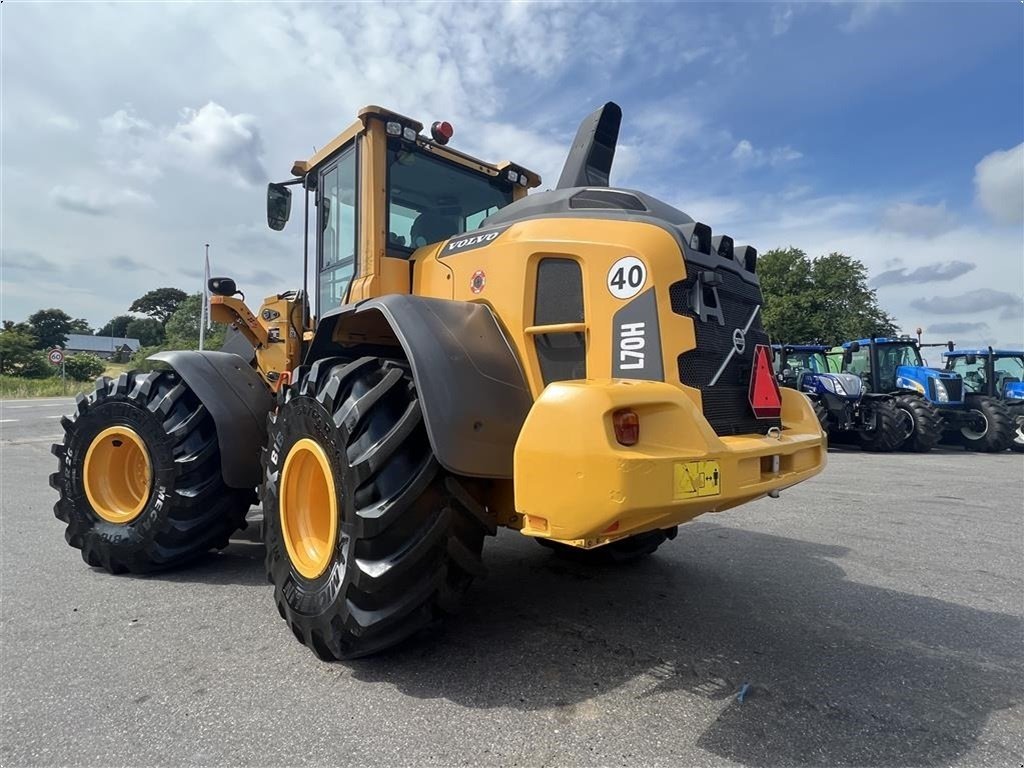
[514, 383, 824, 545]
[210, 293, 305, 389]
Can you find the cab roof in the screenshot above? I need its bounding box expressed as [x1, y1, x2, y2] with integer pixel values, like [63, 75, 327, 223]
[771, 344, 829, 352]
[942, 349, 1024, 358]
[842, 337, 917, 348]
[289, 105, 540, 187]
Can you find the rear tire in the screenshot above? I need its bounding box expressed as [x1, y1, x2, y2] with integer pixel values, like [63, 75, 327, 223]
[263, 356, 493, 660]
[536, 527, 676, 564]
[1010, 406, 1024, 453]
[49, 372, 252, 574]
[894, 394, 942, 453]
[959, 395, 1014, 452]
[856, 398, 902, 452]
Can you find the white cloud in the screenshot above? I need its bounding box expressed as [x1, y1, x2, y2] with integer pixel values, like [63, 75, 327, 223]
[45, 115, 79, 131]
[731, 139, 803, 168]
[100, 102, 265, 187]
[771, 5, 795, 36]
[974, 143, 1024, 225]
[881, 201, 956, 238]
[50, 186, 153, 216]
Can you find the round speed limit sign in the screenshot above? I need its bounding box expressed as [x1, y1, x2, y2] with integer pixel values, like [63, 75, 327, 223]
[48, 348, 65, 365]
[607, 256, 647, 300]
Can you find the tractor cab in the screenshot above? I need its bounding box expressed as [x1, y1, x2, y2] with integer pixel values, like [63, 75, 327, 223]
[773, 344, 859, 398]
[943, 347, 1024, 400]
[842, 337, 963, 406]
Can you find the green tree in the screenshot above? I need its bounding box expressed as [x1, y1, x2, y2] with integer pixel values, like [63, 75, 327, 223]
[97, 315, 135, 338]
[759, 248, 897, 345]
[126, 318, 165, 347]
[164, 293, 224, 350]
[64, 353, 106, 381]
[68, 318, 92, 334]
[130, 287, 188, 325]
[0, 327, 40, 374]
[27, 308, 83, 350]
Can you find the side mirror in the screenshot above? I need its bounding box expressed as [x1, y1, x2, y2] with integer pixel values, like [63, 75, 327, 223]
[965, 354, 977, 365]
[849, 341, 861, 353]
[267, 183, 292, 231]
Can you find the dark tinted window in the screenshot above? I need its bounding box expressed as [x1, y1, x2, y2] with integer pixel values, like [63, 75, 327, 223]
[387, 143, 513, 253]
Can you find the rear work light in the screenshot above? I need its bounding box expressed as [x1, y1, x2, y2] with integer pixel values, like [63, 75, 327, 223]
[613, 409, 640, 446]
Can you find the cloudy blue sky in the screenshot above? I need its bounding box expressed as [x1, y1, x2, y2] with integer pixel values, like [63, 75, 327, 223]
[2, 1, 1022, 347]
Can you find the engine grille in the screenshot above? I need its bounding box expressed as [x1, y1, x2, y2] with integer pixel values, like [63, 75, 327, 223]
[670, 270, 782, 436]
[945, 378, 963, 403]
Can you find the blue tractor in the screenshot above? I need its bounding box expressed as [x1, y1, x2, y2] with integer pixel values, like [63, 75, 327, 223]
[839, 336, 1015, 453]
[943, 346, 1023, 453]
[773, 344, 902, 451]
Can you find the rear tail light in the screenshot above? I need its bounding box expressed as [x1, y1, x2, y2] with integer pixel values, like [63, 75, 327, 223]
[612, 409, 640, 446]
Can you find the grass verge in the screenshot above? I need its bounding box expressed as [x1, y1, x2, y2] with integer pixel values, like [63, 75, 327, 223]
[0, 363, 134, 399]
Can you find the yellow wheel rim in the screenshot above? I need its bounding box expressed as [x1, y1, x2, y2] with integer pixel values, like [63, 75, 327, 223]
[280, 438, 339, 580]
[83, 426, 153, 524]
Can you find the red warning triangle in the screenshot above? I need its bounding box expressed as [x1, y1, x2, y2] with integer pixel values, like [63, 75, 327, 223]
[749, 344, 782, 419]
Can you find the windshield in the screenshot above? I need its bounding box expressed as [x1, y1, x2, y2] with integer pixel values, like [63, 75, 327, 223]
[785, 351, 828, 373]
[994, 355, 1024, 387]
[387, 143, 514, 254]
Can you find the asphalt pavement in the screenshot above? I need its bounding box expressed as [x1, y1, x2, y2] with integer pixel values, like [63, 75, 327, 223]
[2, 397, 1022, 767]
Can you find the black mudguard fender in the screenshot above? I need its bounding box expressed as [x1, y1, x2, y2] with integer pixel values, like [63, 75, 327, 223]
[308, 296, 533, 479]
[148, 351, 273, 489]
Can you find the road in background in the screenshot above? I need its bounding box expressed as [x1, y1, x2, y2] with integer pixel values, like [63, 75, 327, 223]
[2, 399, 1022, 767]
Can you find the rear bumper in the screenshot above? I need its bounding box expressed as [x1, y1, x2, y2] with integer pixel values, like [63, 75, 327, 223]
[513, 380, 826, 546]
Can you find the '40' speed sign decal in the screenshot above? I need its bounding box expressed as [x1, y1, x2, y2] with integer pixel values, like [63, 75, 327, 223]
[607, 256, 647, 300]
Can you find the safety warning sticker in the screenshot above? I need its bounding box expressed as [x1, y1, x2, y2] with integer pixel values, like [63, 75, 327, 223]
[673, 460, 722, 500]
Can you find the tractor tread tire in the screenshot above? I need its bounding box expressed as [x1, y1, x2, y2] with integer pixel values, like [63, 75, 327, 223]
[263, 356, 491, 660]
[895, 394, 943, 453]
[49, 371, 252, 574]
[960, 395, 1014, 453]
[857, 398, 903, 452]
[537, 527, 676, 564]
[812, 400, 830, 436]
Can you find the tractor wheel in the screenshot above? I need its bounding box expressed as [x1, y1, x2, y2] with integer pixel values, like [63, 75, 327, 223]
[959, 395, 1014, 452]
[262, 356, 492, 660]
[812, 400, 830, 436]
[856, 399, 903, 452]
[894, 394, 943, 453]
[536, 527, 676, 564]
[1010, 408, 1024, 453]
[49, 372, 253, 574]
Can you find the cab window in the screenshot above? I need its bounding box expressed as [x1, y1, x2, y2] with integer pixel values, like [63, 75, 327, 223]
[318, 146, 357, 312]
[386, 142, 513, 255]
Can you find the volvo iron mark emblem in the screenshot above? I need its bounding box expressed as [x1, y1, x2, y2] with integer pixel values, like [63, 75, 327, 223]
[708, 305, 762, 387]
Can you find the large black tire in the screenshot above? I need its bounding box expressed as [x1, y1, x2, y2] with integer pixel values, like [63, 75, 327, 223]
[49, 372, 252, 574]
[856, 398, 903, 452]
[1009, 406, 1024, 453]
[812, 400, 830, 436]
[263, 356, 493, 660]
[959, 395, 1014, 452]
[894, 394, 943, 453]
[536, 527, 676, 564]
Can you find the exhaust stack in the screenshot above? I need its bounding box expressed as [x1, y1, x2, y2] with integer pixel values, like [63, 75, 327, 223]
[556, 101, 622, 189]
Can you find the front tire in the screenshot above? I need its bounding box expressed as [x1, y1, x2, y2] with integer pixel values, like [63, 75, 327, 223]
[263, 356, 492, 660]
[856, 398, 902, 452]
[959, 395, 1014, 452]
[894, 394, 942, 453]
[49, 372, 252, 574]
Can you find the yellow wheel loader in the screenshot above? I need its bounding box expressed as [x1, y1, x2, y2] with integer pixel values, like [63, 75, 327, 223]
[51, 103, 825, 659]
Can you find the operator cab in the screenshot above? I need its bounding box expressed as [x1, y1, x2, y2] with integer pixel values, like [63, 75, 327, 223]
[943, 348, 1024, 398]
[265, 106, 539, 317]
